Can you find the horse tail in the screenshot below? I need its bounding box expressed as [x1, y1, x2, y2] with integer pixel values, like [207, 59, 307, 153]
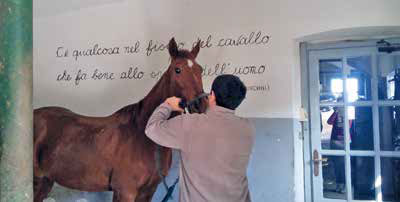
[33, 109, 47, 178]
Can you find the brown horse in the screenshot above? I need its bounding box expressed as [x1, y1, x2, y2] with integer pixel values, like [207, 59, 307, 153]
[33, 38, 206, 202]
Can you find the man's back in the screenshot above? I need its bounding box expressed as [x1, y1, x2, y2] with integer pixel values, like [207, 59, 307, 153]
[178, 106, 254, 202]
[145, 74, 253, 202]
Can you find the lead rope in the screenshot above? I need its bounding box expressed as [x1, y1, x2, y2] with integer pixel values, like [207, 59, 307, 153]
[161, 177, 179, 202]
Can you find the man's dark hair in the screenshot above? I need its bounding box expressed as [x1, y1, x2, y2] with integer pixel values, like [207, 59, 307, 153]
[211, 74, 247, 110]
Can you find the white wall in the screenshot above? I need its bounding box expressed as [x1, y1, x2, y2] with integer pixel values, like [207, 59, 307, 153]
[34, 0, 400, 118]
[34, 1, 400, 202]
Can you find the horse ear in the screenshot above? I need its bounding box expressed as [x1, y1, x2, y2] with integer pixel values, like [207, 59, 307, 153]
[191, 40, 201, 59]
[168, 37, 179, 58]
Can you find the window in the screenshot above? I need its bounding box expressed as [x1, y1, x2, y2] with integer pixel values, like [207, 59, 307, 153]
[331, 78, 358, 119]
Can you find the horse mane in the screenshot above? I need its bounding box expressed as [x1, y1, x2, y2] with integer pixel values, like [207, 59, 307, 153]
[114, 103, 136, 116]
[112, 101, 144, 127]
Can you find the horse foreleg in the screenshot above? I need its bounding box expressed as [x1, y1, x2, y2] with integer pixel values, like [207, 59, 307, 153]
[33, 176, 54, 202]
[112, 190, 138, 202]
[135, 185, 158, 202]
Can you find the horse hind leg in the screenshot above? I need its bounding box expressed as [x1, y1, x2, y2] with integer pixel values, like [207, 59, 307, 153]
[34, 176, 54, 202]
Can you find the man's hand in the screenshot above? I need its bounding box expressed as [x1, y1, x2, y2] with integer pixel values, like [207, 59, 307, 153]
[165, 96, 184, 112]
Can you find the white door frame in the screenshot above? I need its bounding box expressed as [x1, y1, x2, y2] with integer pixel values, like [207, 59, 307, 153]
[301, 38, 400, 202]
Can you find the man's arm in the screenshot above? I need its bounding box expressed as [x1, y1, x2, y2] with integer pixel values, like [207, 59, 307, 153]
[145, 102, 186, 149]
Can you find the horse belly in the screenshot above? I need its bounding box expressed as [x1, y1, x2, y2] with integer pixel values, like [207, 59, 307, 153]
[50, 145, 111, 192]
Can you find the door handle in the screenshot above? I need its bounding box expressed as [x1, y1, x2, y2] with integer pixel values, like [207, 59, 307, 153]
[313, 158, 328, 163]
[313, 150, 327, 176]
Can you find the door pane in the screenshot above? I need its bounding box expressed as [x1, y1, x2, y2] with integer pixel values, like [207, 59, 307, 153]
[322, 155, 346, 200]
[378, 55, 400, 100]
[381, 157, 400, 201]
[321, 107, 345, 150]
[346, 56, 372, 101]
[351, 107, 374, 151]
[351, 156, 375, 200]
[379, 106, 400, 151]
[319, 59, 343, 102]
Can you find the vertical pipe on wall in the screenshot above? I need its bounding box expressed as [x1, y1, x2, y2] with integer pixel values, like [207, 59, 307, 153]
[0, 0, 33, 201]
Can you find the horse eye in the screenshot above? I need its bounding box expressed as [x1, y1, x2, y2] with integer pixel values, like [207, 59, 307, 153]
[175, 68, 181, 74]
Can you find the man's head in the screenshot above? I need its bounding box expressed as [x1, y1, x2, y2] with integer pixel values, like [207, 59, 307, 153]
[208, 74, 247, 110]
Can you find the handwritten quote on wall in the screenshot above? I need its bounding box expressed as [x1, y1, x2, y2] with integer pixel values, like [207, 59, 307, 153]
[55, 31, 271, 92]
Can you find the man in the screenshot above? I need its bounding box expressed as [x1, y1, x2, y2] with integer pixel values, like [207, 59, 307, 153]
[145, 74, 254, 202]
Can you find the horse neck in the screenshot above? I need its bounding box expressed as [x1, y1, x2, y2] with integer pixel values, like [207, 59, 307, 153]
[133, 73, 172, 129]
[144, 77, 170, 113]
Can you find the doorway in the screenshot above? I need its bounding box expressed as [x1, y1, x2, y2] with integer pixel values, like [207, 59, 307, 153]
[302, 39, 400, 202]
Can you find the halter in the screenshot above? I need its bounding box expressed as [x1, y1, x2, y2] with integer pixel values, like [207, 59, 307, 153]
[178, 92, 209, 112]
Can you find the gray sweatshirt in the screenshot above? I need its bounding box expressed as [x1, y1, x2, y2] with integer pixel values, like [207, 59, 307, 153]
[145, 103, 254, 202]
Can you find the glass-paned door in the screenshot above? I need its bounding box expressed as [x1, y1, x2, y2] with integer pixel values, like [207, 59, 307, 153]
[308, 46, 400, 202]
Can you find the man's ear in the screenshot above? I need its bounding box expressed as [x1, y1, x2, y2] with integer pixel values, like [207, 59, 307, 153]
[209, 91, 216, 101]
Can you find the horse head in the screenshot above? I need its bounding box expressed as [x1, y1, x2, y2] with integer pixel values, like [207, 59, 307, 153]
[163, 37, 207, 113]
